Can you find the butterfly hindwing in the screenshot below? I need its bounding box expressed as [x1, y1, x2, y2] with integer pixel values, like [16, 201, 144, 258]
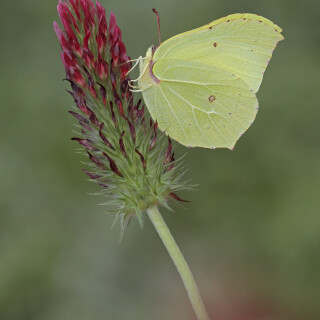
[142, 59, 257, 149]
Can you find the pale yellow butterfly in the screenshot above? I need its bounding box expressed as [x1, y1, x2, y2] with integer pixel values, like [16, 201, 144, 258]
[134, 13, 283, 149]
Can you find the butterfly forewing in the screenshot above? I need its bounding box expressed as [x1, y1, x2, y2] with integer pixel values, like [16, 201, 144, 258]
[153, 14, 284, 93]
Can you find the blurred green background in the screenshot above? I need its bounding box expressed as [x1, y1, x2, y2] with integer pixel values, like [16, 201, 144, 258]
[1, 0, 319, 319]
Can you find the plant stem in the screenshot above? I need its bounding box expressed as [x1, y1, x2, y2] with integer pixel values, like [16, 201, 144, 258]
[147, 205, 210, 320]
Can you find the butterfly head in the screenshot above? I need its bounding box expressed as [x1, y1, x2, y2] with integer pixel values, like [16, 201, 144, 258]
[139, 45, 154, 77]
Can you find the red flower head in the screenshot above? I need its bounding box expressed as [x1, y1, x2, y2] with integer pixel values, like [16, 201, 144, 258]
[54, 0, 187, 229]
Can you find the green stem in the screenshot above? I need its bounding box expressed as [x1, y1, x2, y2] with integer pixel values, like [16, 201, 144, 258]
[147, 205, 210, 320]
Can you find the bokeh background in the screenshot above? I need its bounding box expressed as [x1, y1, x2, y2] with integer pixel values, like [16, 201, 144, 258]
[1, 0, 319, 319]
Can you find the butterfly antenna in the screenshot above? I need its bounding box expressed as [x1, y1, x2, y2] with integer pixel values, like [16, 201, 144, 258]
[152, 8, 161, 46]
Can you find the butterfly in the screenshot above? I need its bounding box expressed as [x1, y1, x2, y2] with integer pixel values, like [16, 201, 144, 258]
[130, 12, 284, 149]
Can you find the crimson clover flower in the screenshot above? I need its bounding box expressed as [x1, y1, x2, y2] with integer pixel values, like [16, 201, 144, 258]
[54, 0, 188, 230]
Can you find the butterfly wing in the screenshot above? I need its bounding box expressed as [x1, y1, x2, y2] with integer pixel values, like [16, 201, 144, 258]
[139, 13, 283, 148]
[141, 59, 257, 149]
[153, 13, 284, 93]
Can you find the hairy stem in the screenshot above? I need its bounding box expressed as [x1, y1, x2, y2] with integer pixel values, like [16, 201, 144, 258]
[147, 205, 210, 320]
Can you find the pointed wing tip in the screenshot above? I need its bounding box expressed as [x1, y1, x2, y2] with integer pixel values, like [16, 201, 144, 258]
[230, 13, 284, 37]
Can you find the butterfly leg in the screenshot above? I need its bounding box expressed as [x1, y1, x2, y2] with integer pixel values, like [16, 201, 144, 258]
[130, 56, 150, 83]
[128, 81, 141, 89]
[129, 84, 152, 93]
[125, 56, 142, 77]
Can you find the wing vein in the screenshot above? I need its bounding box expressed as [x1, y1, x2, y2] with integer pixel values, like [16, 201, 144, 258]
[219, 54, 266, 67]
[163, 83, 228, 144]
[158, 86, 191, 145]
[163, 83, 211, 144]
